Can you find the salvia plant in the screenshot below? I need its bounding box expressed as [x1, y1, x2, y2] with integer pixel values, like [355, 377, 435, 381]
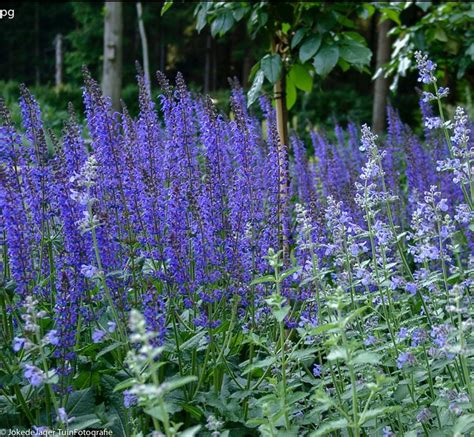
[0, 52, 472, 436]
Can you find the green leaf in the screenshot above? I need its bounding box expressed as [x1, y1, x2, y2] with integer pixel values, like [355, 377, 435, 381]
[393, 384, 410, 402]
[340, 41, 372, 67]
[342, 31, 366, 44]
[145, 406, 166, 422]
[161, 1, 173, 16]
[338, 58, 350, 72]
[288, 64, 313, 92]
[281, 22, 291, 34]
[291, 28, 306, 49]
[100, 375, 129, 437]
[180, 426, 202, 437]
[381, 8, 401, 26]
[287, 391, 309, 405]
[335, 13, 355, 29]
[164, 375, 197, 392]
[180, 330, 207, 350]
[317, 12, 337, 33]
[69, 415, 101, 431]
[196, 10, 208, 33]
[280, 266, 302, 281]
[211, 10, 234, 37]
[434, 27, 448, 42]
[299, 35, 322, 63]
[195, 2, 212, 33]
[352, 351, 381, 365]
[232, 6, 247, 22]
[261, 54, 282, 84]
[359, 406, 401, 424]
[285, 75, 297, 110]
[313, 45, 339, 76]
[311, 418, 349, 436]
[96, 341, 123, 359]
[113, 378, 135, 392]
[247, 70, 264, 107]
[327, 347, 348, 361]
[66, 388, 95, 417]
[342, 306, 368, 327]
[453, 414, 474, 435]
[309, 322, 339, 336]
[182, 404, 204, 420]
[272, 305, 290, 323]
[467, 43, 474, 61]
[104, 414, 126, 437]
[251, 274, 276, 285]
[248, 61, 261, 82]
[358, 4, 375, 20]
[242, 356, 276, 375]
[290, 347, 319, 362]
[415, 1, 431, 12]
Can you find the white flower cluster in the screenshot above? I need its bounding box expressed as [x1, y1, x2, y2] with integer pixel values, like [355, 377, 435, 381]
[69, 155, 99, 205]
[436, 107, 473, 187]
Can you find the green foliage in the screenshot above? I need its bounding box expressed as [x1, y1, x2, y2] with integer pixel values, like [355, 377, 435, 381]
[0, 2, 74, 85]
[299, 35, 322, 64]
[288, 65, 313, 93]
[260, 54, 282, 84]
[0, 81, 81, 133]
[193, 2, 374, 109]
[313, 45, 339, 77]
[385, 2, 474, 89]
[292, 80, 372, 130]
[65, 3, 104, 83]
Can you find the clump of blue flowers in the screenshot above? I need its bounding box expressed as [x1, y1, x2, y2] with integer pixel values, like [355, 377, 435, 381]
[0, 52, 472, 435]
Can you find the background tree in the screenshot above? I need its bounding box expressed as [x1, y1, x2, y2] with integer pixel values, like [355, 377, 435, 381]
[372, 15, 391, 133]
[1, 1, 471, 130]
[193, 2, 375, 145]
[102, 1, 123, 112]
[385, 2, 474, 93]
[54, 34, 64, 88]
[136, 2, 151, 93]
[66, 2, 103, 84]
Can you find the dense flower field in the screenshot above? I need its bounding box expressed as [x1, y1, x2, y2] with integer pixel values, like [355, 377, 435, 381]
[0, 53, 473, 436]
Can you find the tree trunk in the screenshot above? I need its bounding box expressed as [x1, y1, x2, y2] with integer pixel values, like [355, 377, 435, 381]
[159, 23, 166, 72]
[102, 1, 123, 112]
[372, 17, 391, 134]
[204, 34, 211, 94]
[54, 34, 63, 88]
[212, 41, 217, 92]
[242, 54, 253, 88]
[136, 2, 150, 93]
[35, 3, 40, 86]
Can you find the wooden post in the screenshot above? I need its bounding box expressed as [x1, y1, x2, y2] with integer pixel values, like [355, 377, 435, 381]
[136, 2, 151, 93]
[273, 74, 289, 150]
[272, 37, 289, 257]
[54, 34, 63, 88]
[102, 1, 123, 112]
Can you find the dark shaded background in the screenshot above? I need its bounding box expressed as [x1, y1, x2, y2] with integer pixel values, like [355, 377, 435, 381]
[0, 1, 470, 131]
